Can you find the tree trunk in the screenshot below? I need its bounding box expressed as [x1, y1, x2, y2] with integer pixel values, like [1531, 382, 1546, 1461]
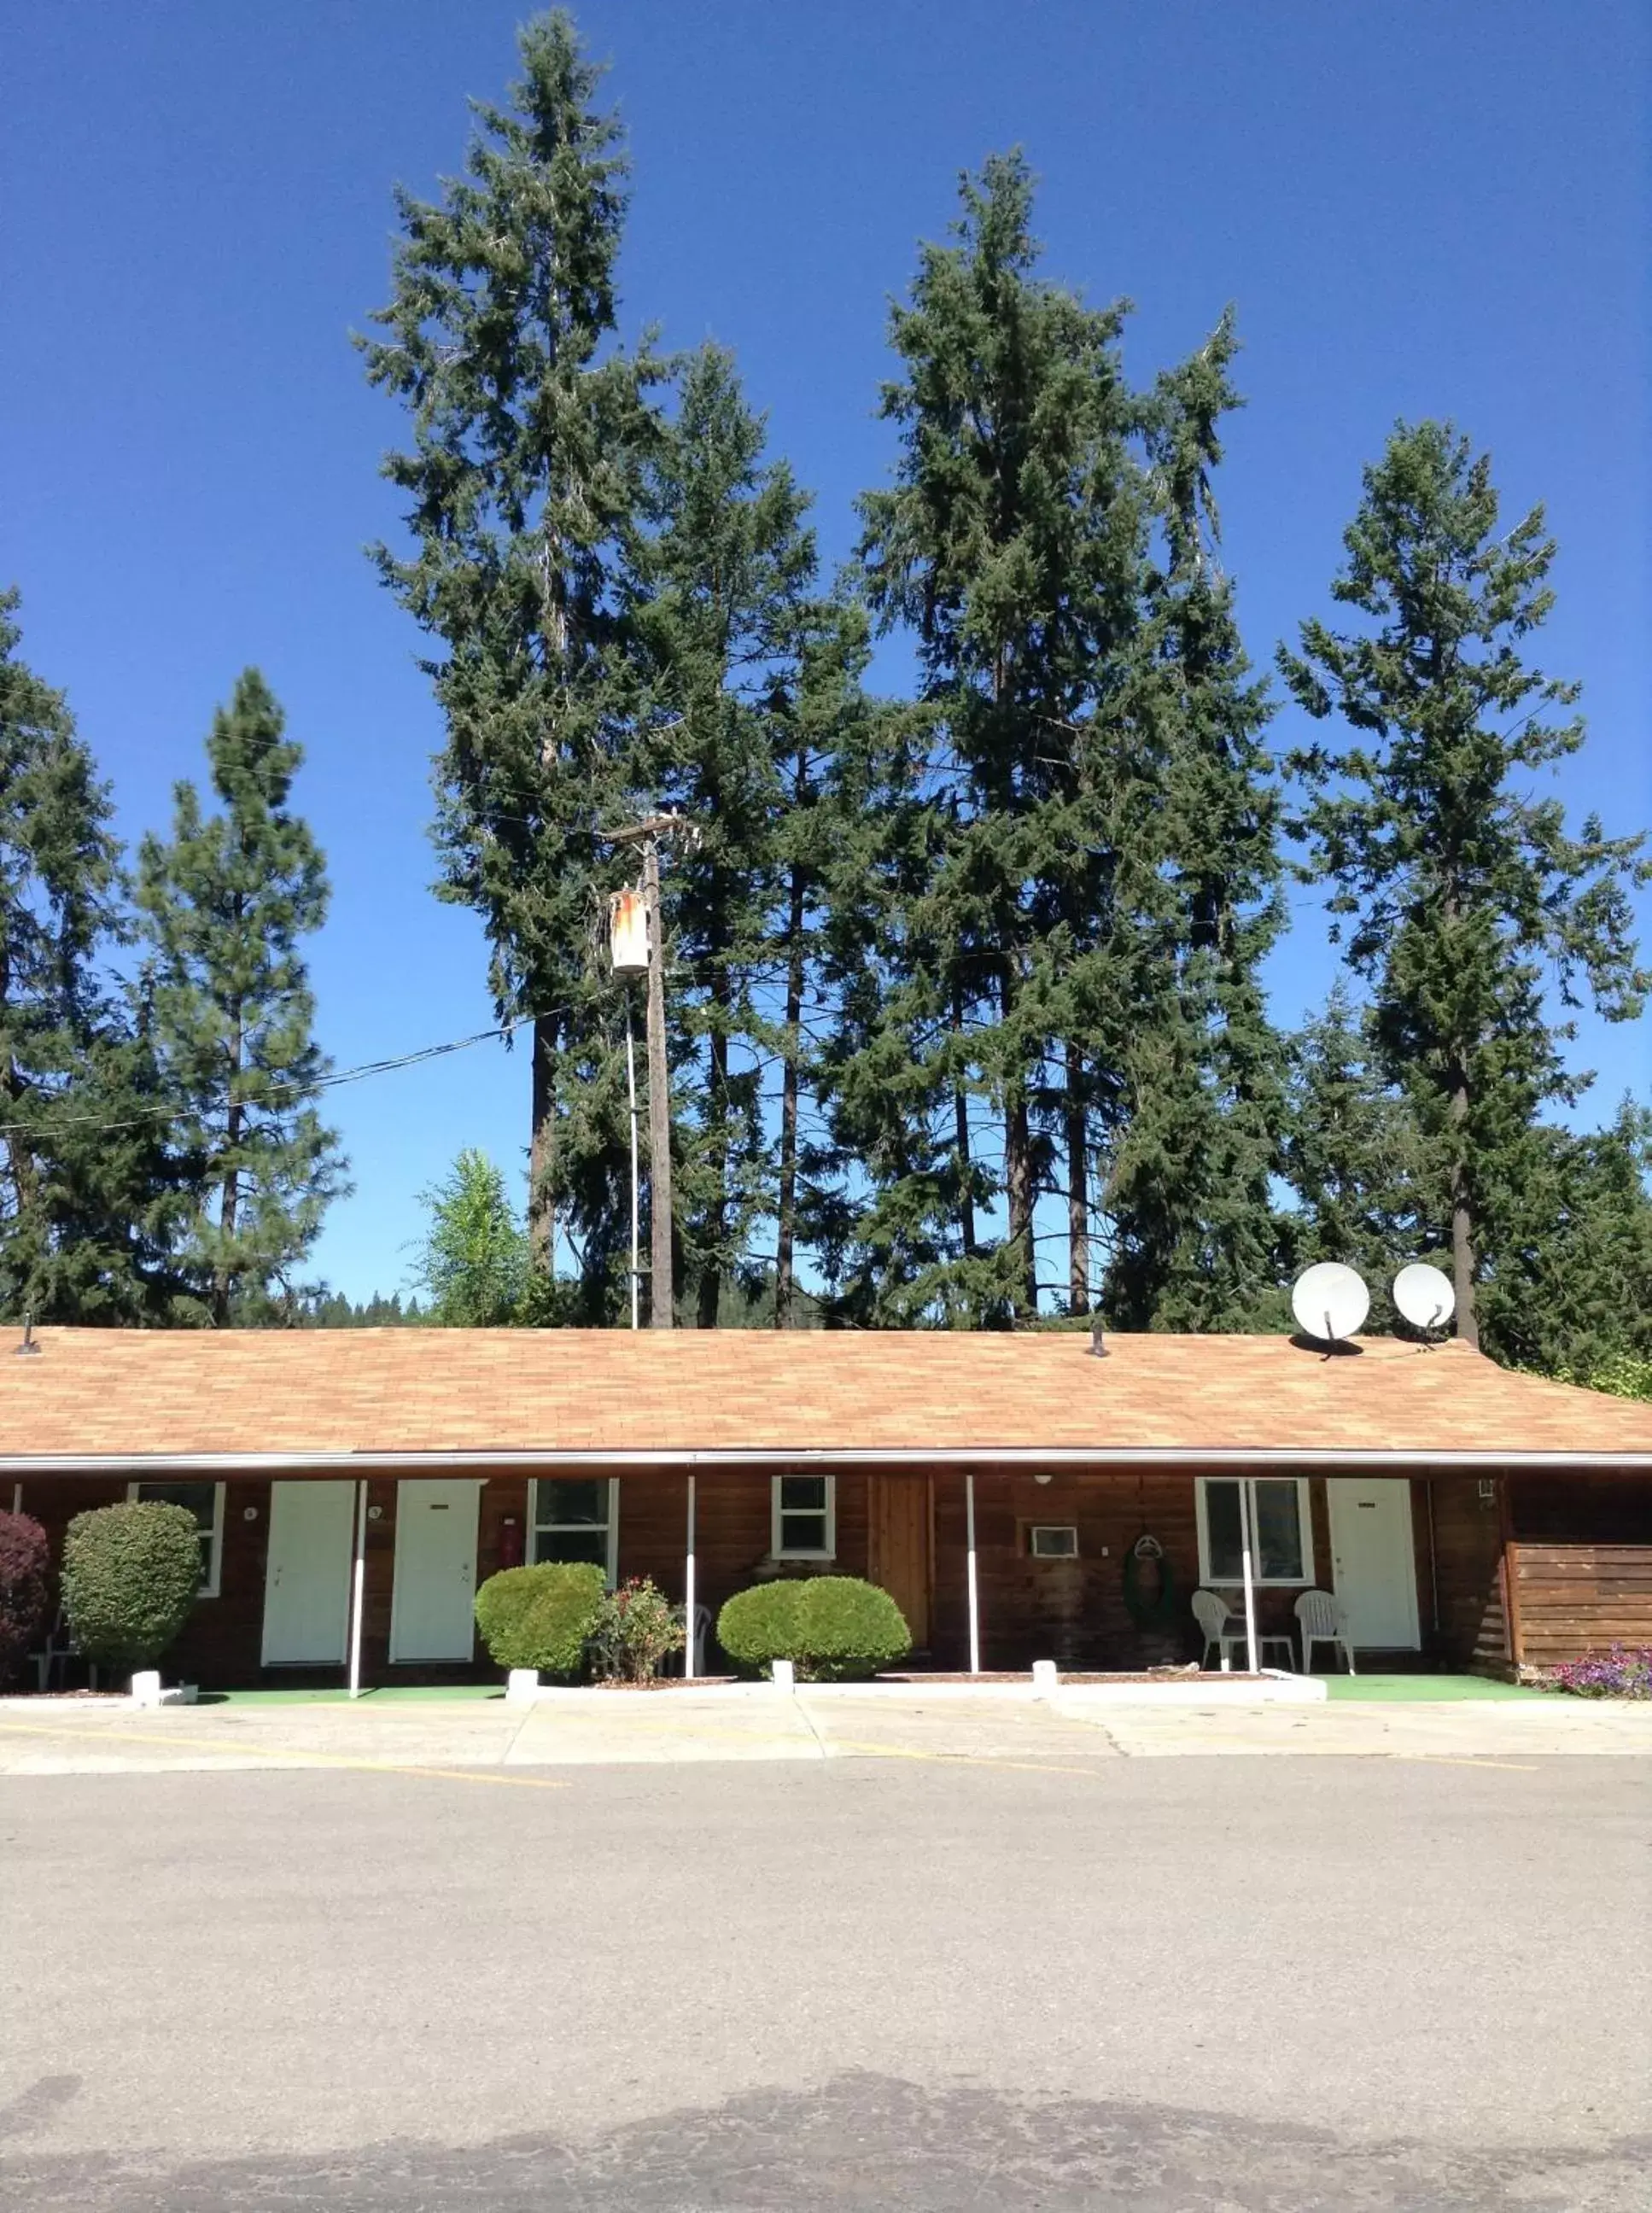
[528, 1017, 556, 1279]
[213, 1006, 242, 1328]
[775, 861, 806, 1328]
[1065, 1040, 1088, 1316]
[953, 981, 976, 1259]
[698, 961, 731, 1330]
[1449, 1076, 1479, 1350]
[1001, 963, 1036, 1321]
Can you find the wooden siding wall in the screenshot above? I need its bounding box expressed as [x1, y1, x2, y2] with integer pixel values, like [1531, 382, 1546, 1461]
[1509, 1476, 1652, 1665]
[1424, 1477, 1509, 1670]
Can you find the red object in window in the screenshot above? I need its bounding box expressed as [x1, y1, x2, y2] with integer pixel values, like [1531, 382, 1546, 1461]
[498, 1517, 523, 1570]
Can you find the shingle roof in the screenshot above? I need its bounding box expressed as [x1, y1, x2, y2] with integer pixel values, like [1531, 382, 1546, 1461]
[0, 1326, 1647, 1467]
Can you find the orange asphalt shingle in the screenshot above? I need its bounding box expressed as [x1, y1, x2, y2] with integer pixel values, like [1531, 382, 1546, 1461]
[0, 1326, 1647, 1463]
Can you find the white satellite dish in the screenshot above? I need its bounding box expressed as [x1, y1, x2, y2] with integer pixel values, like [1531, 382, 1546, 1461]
[1291, 1262, 1370, 1345]
[1392, 1263, 1455, 1332]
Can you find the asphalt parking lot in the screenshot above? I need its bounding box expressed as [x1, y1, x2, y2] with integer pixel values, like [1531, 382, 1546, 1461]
[3, 1734, 1649, 2210]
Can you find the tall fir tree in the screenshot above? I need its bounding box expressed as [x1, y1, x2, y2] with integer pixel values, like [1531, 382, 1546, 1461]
[1281, 422, 1648, 1347]
[360, 10, 657, 1305]
[853, 150, 1164, 1324]
[0, 591, 184, 1322]
[1100, 314, 1286, 1328]
[625, 345, 826, 1326]
[136, 670, 346, 1323]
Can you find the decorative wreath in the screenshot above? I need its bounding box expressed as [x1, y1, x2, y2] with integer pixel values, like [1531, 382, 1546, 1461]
[1122, 1532, 1177, 1629]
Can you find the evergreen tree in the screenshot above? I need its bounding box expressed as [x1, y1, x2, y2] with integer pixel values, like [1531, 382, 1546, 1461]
[627, 344, 836, 1326]
[1478, 1102, 1652, 1378]
[136, 670, 346, 1323]
[361, 10, 657, 1300]
[412, 1147, 528, 1325]
[1279, 985, 1438, 1314]
[853, 151, 1163, 1324]
[1281, 422, 1648, 1346]
[1100, 315, 1286, 1329]
[0, 591, 184, 1322]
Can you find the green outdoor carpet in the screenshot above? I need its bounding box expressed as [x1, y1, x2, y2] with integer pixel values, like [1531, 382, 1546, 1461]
[1321, 1673, 1544, 1702]
[201, 1685, 505, 1706]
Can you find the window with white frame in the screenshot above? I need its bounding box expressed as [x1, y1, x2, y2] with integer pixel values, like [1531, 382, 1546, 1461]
[1196, 1477, 1313, 1586]
[771, 1473, 835, 1560]
[127, 1480, 225, 1597]
[529, 1478, 618, 1583]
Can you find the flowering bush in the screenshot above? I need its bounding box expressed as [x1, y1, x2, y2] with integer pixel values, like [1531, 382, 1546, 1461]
[589, 1578, 685, 1683]
[1550, 1644, 1652, 1699]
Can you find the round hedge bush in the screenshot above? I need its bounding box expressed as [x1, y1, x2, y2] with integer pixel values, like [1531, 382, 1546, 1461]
[474, 1562, 606, 1679]
[0, 1509, 50, 1687]
[718, 1575, 912, 1681]
[61, 1501, 201, 1678]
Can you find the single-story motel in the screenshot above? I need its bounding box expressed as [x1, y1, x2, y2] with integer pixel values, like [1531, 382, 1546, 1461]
[5, 1326, 1650, 1690]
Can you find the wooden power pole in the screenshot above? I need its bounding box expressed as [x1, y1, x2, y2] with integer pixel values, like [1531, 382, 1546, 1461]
[610, 812, 695, 1329]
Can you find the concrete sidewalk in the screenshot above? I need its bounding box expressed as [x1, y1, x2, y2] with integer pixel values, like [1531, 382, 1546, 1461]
[1, 1686, 1649, 1777]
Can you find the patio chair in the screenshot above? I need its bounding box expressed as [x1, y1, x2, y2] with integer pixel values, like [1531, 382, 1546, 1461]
[1191, 1589, 1250, 1671]
[1294, 1589, 1356, 1675]
[691, 1603, 712, 1677]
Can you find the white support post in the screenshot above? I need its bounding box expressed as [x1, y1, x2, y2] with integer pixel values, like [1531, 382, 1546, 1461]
[347, 1479, 368, 1699]
[9, 1481, 20, 1515]
[1240, 1479, 1259, 1676]
[965, 1473, 981, 1676]
[684, 1473, 698, 1680]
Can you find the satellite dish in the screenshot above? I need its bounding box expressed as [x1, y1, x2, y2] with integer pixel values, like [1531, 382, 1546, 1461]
[1291, 1262, 1370, 1345]
[1393, 1263, 1455, 1332]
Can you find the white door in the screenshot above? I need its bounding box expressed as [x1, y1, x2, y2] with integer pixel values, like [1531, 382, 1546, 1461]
[388, 1480, 482, 1663]
[1328, 1478, 1421, 1650]
[261, 1480, 356, 1666]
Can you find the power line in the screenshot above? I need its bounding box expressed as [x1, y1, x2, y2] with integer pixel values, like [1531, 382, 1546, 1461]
[0, 1007, 571, 1141]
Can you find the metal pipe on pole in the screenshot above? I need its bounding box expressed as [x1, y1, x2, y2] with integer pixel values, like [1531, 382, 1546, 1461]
[641, 836, 674, 1329]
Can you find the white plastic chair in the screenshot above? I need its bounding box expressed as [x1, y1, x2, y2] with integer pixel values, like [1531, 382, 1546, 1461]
[691, 1603, 712, 1677]
[1295, 1589, 1356, 1674]
[1192, 1589, 1250, 1671]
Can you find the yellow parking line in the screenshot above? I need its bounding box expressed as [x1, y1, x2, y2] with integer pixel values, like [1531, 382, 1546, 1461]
[0, 1719, 567, 1791]
[1391, 1753, 1538, 1772]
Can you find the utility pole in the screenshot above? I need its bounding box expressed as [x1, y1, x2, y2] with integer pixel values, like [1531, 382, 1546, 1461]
[610, 812, 697, 1329]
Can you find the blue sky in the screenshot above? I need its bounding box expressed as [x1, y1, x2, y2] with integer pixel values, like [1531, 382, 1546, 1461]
[3, 1, 1648, 1303]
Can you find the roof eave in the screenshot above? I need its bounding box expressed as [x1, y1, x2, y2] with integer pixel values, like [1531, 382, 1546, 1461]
[4, 1445, 1650, 1474]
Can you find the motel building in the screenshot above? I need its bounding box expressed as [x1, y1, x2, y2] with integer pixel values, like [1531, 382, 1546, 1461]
[4, 1327, 1650, 1690]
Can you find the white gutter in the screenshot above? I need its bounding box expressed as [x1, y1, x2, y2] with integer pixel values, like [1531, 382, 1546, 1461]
[3, 1445, 1649, 1474]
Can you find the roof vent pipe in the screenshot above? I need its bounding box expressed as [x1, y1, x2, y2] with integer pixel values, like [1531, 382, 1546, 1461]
[15, 1314, 40, 1358]
[1089, 1319, 1108, 1359]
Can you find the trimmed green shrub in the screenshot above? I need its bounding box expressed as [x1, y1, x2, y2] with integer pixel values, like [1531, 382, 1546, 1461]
[474, 1562, 606, 1679]
[61, 1502, 201, 1677]
[718, 1575, 912, 1681]
[589, 1577, 685, 1682]
[0, 1509, 50, 1687]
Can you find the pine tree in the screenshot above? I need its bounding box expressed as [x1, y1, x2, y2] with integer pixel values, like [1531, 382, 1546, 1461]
[853, 151, 1164, 1324]
[412, 1147, 528, 1324]
[136, 670, 346, 1323]
[1279, 985, 1438, 1312]
[1280, 422, 1649, 1346]
[0, 591, 184, 1322]
[625, 346, 823, 1326]
[360, 10, 657, 1302]
[1100, 314, 1286, 1329]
